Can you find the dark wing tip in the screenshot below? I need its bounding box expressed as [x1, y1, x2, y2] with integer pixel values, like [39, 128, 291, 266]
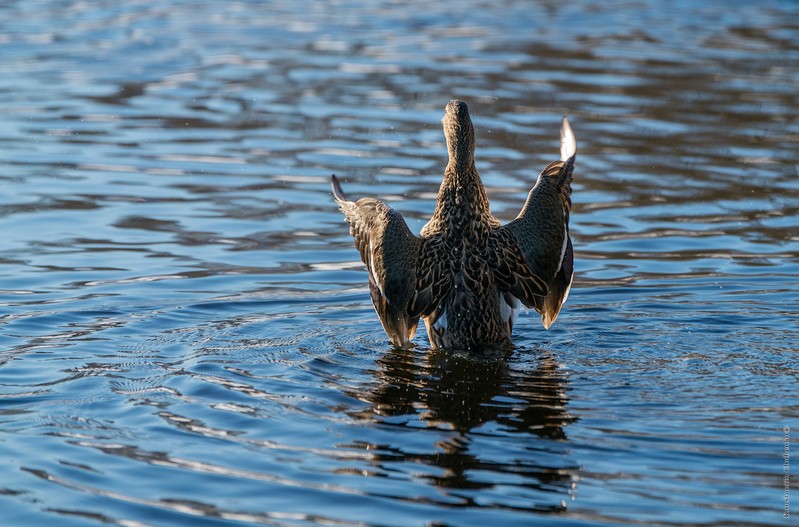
[331, 174, 348, 202]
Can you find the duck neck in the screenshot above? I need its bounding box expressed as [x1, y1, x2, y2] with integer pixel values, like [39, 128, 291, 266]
[428, 162, 492, 236]
[446, 126, 475, 173]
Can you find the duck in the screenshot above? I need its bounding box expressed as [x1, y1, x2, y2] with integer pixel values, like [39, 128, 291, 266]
[331, 100, 575, 350]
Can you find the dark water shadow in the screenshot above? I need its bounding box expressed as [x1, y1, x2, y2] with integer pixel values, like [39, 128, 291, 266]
[344, 345, 579, 513]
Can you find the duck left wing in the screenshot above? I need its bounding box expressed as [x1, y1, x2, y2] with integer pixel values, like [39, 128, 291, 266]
[331, 175, 424, 348]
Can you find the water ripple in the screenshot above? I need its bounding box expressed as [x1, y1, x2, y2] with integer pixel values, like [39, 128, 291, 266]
[1, 0, 798, 526]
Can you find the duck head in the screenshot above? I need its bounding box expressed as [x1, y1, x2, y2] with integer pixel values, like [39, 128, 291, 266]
[442, 100, 475, 170]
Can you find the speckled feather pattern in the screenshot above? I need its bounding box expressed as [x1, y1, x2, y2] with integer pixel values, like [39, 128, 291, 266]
[332, 100, 575, 350]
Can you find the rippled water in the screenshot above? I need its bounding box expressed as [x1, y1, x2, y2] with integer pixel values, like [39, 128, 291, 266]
[2, 1, 798, 526]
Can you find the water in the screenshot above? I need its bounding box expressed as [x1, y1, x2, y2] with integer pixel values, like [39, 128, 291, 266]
[1, 1, 798, 525]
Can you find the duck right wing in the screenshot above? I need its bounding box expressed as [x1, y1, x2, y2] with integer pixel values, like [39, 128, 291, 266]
[490, 117, 576, 329]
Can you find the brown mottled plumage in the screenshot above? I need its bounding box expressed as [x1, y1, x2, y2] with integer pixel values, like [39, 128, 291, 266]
[332, 100, 575, 350]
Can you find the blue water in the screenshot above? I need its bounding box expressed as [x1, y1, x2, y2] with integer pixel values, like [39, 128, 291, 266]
[1, 1, 798, 525]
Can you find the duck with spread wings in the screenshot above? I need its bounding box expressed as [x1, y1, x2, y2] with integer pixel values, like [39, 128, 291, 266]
[332, 100, 575, 350]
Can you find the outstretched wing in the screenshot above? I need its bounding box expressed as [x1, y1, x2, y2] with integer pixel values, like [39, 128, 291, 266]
[332, 175, 441, 348]
[491, 117, 575, 329]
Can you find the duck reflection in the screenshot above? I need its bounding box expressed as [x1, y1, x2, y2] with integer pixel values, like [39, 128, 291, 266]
[347, 346, 578, 512]
[368, 347, 573, 435]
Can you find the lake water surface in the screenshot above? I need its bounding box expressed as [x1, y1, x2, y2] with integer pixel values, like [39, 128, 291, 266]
[1, 1, 798, 526]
